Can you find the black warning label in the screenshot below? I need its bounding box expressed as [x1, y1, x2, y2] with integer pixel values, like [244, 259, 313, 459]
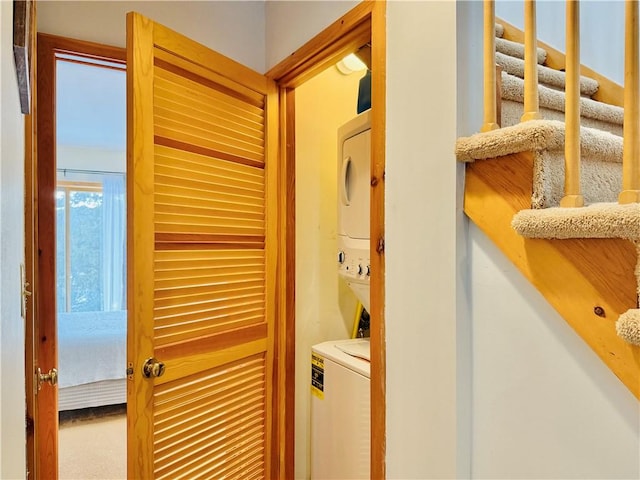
[311, 353, 324, 399]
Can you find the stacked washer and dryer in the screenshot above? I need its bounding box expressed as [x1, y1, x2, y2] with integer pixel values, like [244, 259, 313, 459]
[310, 109, 371, 480]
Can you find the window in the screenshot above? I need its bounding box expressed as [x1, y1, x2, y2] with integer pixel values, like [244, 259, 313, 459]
[55, 51, 127, 314]
[56, 174, 126, 312]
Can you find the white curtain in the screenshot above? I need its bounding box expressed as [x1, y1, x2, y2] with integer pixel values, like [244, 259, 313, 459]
[102, 175, 126, 311]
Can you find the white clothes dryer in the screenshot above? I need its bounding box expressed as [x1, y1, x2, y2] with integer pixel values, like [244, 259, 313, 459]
[337, 110, 371, 312]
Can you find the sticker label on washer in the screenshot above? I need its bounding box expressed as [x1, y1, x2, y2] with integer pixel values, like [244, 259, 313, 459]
[311, 353, 324, 399]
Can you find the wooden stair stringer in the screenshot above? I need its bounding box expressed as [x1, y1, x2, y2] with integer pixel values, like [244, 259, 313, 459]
[465, 150, 640, 399]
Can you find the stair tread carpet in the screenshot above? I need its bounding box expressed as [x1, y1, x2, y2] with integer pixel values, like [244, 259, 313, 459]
[511, 202, 640, 240]
[456, 119, 622, 163]
[456, 120, 623, 209]
[496, 51, 599, 97]
[501, 72, 623, 126]
[501, 100, 623, 136]
[496, 36, 547, 64]
[617, 309, 640, 347]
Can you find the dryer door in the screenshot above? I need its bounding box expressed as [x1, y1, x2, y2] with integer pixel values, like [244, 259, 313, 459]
[339, 127, 371, 241]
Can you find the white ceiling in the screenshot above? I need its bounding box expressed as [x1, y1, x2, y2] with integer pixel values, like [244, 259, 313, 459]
[56, 59, 126, 151]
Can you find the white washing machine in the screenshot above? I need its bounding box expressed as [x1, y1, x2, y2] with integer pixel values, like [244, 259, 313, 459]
[310, 338, 370, 479]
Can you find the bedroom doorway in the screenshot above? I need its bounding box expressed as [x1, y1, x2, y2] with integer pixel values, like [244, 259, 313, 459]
[55, 48, 127, 480]
[55, 52, 127, 480]
[29, 33, 128, 479]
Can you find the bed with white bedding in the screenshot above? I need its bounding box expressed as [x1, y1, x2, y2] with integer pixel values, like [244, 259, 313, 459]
[57, 310, 127, 411]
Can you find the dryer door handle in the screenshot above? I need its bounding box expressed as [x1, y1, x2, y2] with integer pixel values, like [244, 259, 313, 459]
[340, 156, 352, 206]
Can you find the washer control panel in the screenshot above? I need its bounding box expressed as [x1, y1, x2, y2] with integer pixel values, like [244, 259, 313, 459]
[337, 247, 370, 284]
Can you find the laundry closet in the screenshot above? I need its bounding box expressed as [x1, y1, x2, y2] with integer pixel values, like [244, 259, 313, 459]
[294, 54, 372, 479]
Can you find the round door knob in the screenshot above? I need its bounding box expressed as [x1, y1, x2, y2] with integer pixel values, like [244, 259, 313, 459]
[142, 357, 166, 378]
[36, 367, 58, 390]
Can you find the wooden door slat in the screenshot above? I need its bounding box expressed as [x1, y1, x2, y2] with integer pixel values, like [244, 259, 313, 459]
[155, 248, 264, 261]
[154, 78, 264, 132]
[154, 94, 264, 141]
[155, 315, 264, 346]
[154, 220, 265, 236]
[155, 157, 265, 189]
[155, 105, 264, 150]
[155, 167, 264, 197]
[155, 135, 265, 169]
[155, 183, 264, 208]
[156, 144, 264, 181]
[156, 256, 264, 271]
[155, 194, 264, 217]
[154, 162, 264, 193]
[154, 67, 264, 122]
[154, 47, 265, 107]
[153, 110, 264, 156]
[154, 233, 265, 248]
[155, 125, 264, 163]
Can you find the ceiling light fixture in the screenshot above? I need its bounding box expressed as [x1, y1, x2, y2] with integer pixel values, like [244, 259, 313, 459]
[336, 53, 368, 75]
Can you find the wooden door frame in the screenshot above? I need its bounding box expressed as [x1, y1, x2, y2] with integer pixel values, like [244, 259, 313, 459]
[266, 2, 386, 478]
[26, 33, 125, 479]
[26, 2, 385, 478]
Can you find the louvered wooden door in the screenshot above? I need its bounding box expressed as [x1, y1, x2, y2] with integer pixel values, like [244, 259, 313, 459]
[126, 12, 278, 479]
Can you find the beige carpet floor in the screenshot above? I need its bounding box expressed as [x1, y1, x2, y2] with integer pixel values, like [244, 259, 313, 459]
[59, 412, 126, 479]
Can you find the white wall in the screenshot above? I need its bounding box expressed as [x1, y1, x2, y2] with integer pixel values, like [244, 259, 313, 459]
[496, 0, 625, 85]
[294, 64, 362, 479]
[385, 2, 459, 478]
[456, 2, 484, 477]
[1, 0, 26, 477]
[37, 1, 265, 72]
[470, 224, 640, 479]
[0, 2, 4, 470]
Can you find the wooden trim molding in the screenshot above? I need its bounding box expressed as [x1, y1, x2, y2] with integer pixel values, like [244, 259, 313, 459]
[36, 32, 125, 62]
[29, 32, 125, 479]
[370, 3, 386, 478]
[274, 86, 296, 479]
[33, 31, 59, 480]
[24, 2, 37, 478]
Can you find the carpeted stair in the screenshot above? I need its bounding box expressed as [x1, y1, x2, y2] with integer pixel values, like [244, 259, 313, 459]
[456, 21, 640, 350]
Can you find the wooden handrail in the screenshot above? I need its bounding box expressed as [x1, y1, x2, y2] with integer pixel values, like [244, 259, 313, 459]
[521, 0, 541, 122]
[482, 0, 499, 132]
[560, 0, 584, 208]
[620, 0, 640, 204]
